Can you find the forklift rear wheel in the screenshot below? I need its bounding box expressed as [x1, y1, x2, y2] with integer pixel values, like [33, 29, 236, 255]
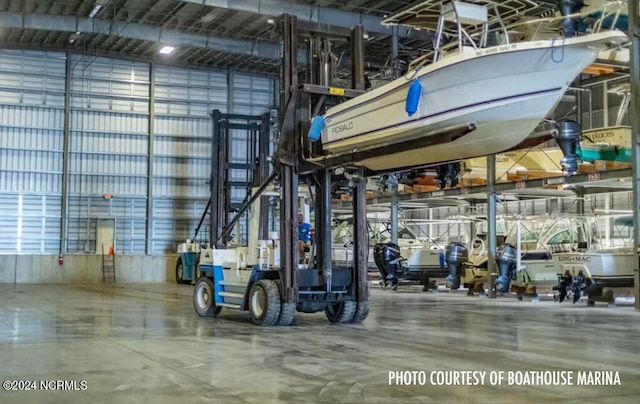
[325, 301, 356, 323]
[249, 280, 281, 326]
[175, 258, 186, 284]
[193, 277, 222, 317]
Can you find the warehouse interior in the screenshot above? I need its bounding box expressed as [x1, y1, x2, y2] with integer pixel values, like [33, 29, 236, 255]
[1, 0, 640, 402]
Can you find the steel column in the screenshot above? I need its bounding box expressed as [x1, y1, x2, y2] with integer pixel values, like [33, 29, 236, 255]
[392, 25, 400, 79]
[603, 81, 609, 127]
[628, 0, 640, 311]
[145, 61, 155, 254]
[350, 25, 365, 91]
[59, 51, 71, 255]
[391, 195, 399, 244]
[487, 155, 497, 298]
[575, 77, 583, 124]
[575, 186, 585, 215]
[387, 24, 400, 243]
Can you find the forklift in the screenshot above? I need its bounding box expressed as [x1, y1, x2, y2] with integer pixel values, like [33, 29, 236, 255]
[191, 13, 477, 326]
[191, 15, 372, 326]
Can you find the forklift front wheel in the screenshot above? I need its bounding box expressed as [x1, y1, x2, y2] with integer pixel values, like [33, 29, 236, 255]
[325, 301, 356, 324]
[248, 280, 281, 326]
[193, 277, 222, 317]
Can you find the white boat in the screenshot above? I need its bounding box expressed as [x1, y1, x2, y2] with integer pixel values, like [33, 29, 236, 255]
[315, 0, 627, 172]
[579, 83, 632, 162]
[330, 219, 429, 269]
[452, 215, 567, 292]
[495, 217, 575, 292]
[553, 216, 635, 292]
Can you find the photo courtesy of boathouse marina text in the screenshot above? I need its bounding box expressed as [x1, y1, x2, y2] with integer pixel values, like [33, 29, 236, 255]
[389, 370, 622, 387]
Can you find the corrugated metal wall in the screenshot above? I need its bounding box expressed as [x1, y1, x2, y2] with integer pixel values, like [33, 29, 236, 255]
[151, 65, 227, 253]
[67, 55, 150, 254]
[0, 50, 65, 253]
[0, 49, 276, 255]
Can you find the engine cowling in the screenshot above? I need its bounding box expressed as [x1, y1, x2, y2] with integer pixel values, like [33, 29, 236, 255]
[496, 243, 518, 293]
[557, 0, 586, 37]
[444, 242, 468, 289]
[373, 242, 404, 282]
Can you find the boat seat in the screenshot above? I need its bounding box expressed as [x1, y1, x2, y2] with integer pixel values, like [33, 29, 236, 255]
[521, 251, 551, 260]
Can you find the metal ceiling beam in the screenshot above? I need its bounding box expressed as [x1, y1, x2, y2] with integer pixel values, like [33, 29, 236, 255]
[179, 0, 430, 41]
[0, 11, 307, 63]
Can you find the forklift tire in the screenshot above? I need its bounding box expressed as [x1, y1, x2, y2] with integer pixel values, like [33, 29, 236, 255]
[351, 300, 370, 324]
[277, 303, 296, 326]
[175, 258, 185, 284]
[248, 279, 281, 326]
[193, 277, 222, 317]
[325, 301, 356, 323]
[273, 280, 295, 326]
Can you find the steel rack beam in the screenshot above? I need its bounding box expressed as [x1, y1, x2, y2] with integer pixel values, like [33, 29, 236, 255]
[332, 168, 633, 208]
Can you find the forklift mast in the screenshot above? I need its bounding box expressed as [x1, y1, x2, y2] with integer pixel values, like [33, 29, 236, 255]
[275, 14, 370, 307]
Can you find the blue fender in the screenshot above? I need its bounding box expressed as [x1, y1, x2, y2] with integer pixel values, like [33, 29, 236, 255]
[307, 115, 325, 141]
[405, 80, 422, 116]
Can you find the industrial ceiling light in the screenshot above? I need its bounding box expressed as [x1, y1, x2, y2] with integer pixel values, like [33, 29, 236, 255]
[267, 18, 275, 25]
[201, 12, 216, 23]
[89, 0, 109, 18]
[88, 5, 102, 18]
[159, 46, 175, 55]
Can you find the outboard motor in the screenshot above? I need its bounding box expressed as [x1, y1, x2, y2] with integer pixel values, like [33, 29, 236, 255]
[495, 243, 518, 293]
[373, 242, 404, 288]
[553, 270, 573, 303]
[444, 242, 468, 289]
[571, 270, 587, 303]
[435, 162, 461, 189]
[553, 120, 582, 175]
[557, 0, 586, 37]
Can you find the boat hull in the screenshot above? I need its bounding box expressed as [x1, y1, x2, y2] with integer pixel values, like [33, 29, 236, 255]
[320, 31, 625, 171]
[553, 250, 635, 287]
[512, 259, 558, 287]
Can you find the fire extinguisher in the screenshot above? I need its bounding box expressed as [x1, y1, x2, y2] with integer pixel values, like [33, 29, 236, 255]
[58, 254, 64, 266]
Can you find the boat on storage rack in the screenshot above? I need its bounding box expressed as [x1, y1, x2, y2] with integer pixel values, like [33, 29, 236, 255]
[552, 215, 635, 300]
[579, 83, 632, 162]
[312, 0, 627, 172]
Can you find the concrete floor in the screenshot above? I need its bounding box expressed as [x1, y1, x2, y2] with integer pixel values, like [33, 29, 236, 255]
[1, 284, 639, 404]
